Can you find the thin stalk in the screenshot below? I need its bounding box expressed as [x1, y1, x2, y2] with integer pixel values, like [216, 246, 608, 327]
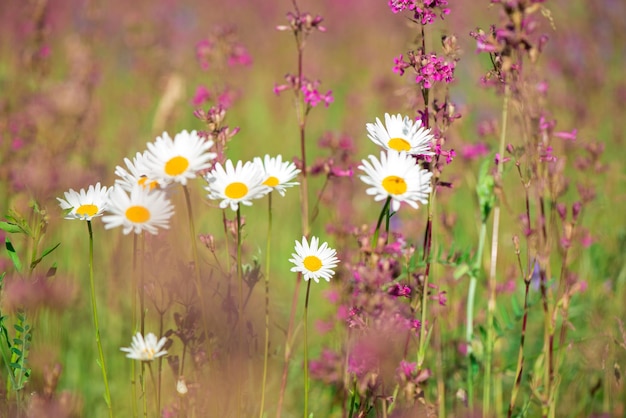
[303, 279, 312, 418]
[417, 186, 436, 368]
[236, 207, 243, 418]
[436, 319, 445, 418]
[86, 221, 113, 418]
[141, 362, 147, 418]
[259, 193, 273, 417]
[509, 164, 532, 417]
[147, 362, 158, 402]
[465, 221, 487, 408]
[183, 185, 210, 343]
[508, 280, 531, 417]
[139, 232, 146, 418]
[140, 232, 145, 336]
[131, 234, 138, 418]
[277, 14, 311, 415]
[348, 378, 358, 418]
[371, 197, 391, 250]
[484, 83, 510, 416]
[157, 312, 164, 416]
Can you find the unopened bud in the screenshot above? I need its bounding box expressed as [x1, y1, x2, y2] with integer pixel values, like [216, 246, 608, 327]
[177, 377, 188, 395]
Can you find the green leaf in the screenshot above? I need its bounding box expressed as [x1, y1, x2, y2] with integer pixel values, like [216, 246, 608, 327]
[10, 347, 22, 357]
[0, 222, 22, 234]
[30, 242, 61, 270]
[5, 238, 22, 272]
[454, 263, 470, 280]
[476, 158, 496, 223]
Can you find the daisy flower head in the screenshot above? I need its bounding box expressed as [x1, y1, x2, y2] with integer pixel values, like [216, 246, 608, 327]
[359, 150, 433, 212]
[204, 159, 271, 211]
[120, 332, 167, 362]
[115, 151, 161, 192]
[253, 154, 300, 196]
[289, 236, 339, 283]
[102, 185, 174, 235]
[366, 113, 434, 155]
[57, 182, 110, 221]
[145, 130, 216, 186]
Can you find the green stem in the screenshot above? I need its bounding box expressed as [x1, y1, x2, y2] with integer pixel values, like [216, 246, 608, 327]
[237, 206, 243, 418]
[131, 234, 138, 418]
[157, 313, 164, 416]
[147, 362, 158, 414]
[465, 221, 487, 408]
[417, 187, 436, 368]
[141, 362, 147, 418]
[87, 221, 113, 418]
[183, 185, 210, 344]
[348, 378, 357, 418]
[371, 196, 391, 251]
[303, 279, 312, 418]
[484, 84, 510, 416]
[260, 193, 273, 418]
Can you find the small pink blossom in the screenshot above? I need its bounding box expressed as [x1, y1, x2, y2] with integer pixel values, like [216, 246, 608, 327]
[192, 85, 211, 107]
[11, 138, 25, 151]
[461, 142, 490, 160]
[495, 153, 511, 165]
[554, 129, 577, 141]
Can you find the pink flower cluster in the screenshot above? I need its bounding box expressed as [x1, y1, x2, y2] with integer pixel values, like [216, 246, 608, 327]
[393, 51, 455, 89]
[195, 28, 252, 71]
[388, 0, 450, 24]
[301, 80, 333, 108]
[274, 75, 333, 108]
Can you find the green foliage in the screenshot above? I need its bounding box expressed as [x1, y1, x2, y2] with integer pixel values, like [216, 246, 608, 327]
[476, 158, 496, 223]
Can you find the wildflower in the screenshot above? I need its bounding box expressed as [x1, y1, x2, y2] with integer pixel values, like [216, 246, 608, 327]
[359, 150, 433, 212]
[366, 113, 434, 154]
[289, 236, 339, 283]
[114, 152, 160, 192]
[120, 332, 167, 361]
[145, 130, 216, 186]
[176, 377, 188, 395]
[102, 185, 174, 235]
[57, 182, 110, 221]
[253, 154, 300, 196]
[204, 160, 270, 211]
[191, 85, 211, 107]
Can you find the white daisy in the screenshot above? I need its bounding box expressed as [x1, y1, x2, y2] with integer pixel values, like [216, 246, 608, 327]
[102, 185, 174, 235]
[289, 236, 339, 283]
[359, 150, 433, 212]
[366, 113, 434, 154]
[253, 154, 300, 196]
[114, 151, 161, 192]
[204, 159, 271, 211]
[145, 130, 216, 186]
[120, 332, 168, 362]
[57, 182, 110, 221]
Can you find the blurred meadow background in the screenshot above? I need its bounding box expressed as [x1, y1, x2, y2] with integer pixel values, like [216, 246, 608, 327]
[1, 0, 625, 417]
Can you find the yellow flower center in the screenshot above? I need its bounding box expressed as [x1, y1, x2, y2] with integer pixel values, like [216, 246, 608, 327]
[382, 175, 407, 195]
[138, 176, 159, 190]
[76, 204, 98, 217]
[142, 348, 156, 360]
[126, 206, 151, 223]
[303, 255, 322, 272]
[388, 137, 411, 152]
[165, 156, 189, 176]
[263, 176, 279, 187]
[225, 182, 248, 199]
